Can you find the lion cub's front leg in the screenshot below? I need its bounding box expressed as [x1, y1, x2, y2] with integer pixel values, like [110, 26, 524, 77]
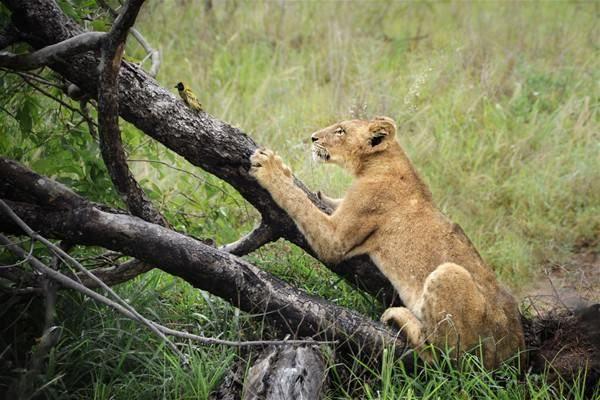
[250, 149, 370, 264]
[250, 148, 331, 257]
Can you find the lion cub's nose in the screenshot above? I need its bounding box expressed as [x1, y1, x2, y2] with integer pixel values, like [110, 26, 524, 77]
[311, 135, 318, 142]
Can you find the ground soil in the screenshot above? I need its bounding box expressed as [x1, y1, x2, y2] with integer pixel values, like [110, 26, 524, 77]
[519, 242, 599, 396]
[520, 243, 600, 312]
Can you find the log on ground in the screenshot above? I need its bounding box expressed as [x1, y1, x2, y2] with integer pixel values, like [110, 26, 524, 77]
[242, 345, 327, 400]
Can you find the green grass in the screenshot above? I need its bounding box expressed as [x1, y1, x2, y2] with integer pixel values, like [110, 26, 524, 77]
[11, 267, 595, 400]
[131, 0, 599, 286]
[355, 349, 592, 400]
[1, 0, 599, 398]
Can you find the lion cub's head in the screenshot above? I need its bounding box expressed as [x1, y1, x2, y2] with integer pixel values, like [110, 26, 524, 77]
[311, 116, 397, 172]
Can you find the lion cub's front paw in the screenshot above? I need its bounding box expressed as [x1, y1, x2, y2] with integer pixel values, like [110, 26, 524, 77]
[249, 148, 293, 188]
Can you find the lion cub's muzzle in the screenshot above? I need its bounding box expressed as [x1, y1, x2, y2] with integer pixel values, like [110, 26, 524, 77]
[312, 143, 330, 162]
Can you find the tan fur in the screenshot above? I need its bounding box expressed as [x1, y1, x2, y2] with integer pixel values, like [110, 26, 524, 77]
[250, 116, 524, 368]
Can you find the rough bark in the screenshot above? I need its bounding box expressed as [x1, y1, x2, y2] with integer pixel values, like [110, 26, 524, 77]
[0, 158, 409, 365]
[242, 345, 326, 400]
[1, 0, 397, 305]
[0, 23, 19, 50]
[77, 259, 150, 288]
[96, 0, 168, 227]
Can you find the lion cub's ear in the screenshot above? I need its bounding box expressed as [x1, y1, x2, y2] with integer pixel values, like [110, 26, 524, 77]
[368, 116, 397, 148]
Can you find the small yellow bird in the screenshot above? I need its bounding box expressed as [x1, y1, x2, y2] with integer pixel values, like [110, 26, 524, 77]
[175, 82, 203, 112]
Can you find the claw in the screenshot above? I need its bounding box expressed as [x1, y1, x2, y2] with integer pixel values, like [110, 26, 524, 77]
[380, 309, 392, 324]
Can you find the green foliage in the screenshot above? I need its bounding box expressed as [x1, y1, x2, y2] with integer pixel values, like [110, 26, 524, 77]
[57, 0, 107, 23]
[1, 0, 598, 398]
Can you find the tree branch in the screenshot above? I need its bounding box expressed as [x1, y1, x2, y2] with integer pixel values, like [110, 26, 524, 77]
[77, 258, 149, 288]
[16, 73, 97, 128]
[0, 157, 86, 209]
[0, 199, 188, 363]
[221, 221, 277, 255]
[0, 0, 398, 305]
[97, 0, 160, 77]
[97, 0, 168, 227]
[130, 28, 160, 77]
[0, 31, 104, 70]
[94, 0, 165, 281]
[0, 157, 155, 287]
[0, 200, 407, 362]
[106, 0, 146, 45]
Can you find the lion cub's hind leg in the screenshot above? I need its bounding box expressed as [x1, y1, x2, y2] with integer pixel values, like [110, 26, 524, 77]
[382, 263, 492, 366]
[419, 262, 492, 365]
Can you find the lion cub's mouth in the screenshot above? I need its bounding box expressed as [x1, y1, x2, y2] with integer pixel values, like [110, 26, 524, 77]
[312, 144, 330, 162]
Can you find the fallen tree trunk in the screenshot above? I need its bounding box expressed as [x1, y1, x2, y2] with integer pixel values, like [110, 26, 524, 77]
[0, 157, 409, 366]
[242, 345, 326, 400]
[1, 0, 397, 305]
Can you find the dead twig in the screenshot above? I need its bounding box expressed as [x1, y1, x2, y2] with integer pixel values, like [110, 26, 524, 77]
[97, 0, 161, 77]
[0, 32, 105, 70]
[0, 68, 65, 90]
[221, 221, 276, 256]
[17, 74, 98, 129]
[130, 28, 160, 77]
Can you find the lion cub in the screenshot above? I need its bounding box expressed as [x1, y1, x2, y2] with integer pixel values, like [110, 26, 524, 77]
[250, 116, 524, 368]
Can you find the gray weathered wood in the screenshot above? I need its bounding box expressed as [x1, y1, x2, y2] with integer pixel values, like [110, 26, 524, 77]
[243, 346, 326, 400]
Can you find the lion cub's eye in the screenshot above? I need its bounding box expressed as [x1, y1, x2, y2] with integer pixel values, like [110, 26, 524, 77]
[334, 127, 345, 136]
